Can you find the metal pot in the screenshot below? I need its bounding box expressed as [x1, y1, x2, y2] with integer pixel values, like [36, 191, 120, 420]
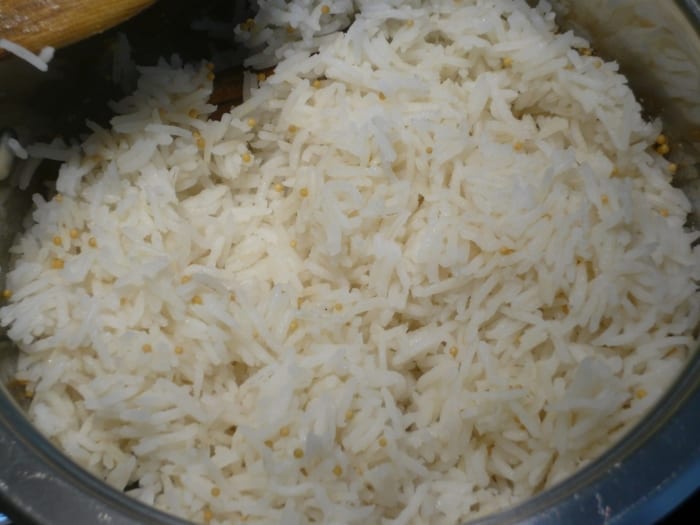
[0, 1, 699, 523]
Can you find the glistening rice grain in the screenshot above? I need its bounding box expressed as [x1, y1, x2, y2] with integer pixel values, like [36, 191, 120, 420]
[1, 1, 699, 524]
[0, 38, 54, 72]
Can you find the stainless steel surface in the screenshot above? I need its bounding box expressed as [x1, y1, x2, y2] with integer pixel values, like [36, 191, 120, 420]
[0, 1, 699, 524]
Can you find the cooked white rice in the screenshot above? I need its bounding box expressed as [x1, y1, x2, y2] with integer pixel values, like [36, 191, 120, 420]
[0, 38, 54, 72]
[2, 1, 700, 524]
[554, 0, 700, 125]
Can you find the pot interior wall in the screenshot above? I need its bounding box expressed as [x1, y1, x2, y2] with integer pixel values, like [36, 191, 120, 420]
[0, 1, 699, 524]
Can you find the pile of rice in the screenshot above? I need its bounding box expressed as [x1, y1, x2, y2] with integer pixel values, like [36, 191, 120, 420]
[2, 1, 699, 523]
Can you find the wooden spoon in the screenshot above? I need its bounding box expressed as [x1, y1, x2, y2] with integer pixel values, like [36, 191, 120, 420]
[0, 0, 157, 59]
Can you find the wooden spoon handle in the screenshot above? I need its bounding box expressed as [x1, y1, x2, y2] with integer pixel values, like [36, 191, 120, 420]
[0, 0, 157, 58]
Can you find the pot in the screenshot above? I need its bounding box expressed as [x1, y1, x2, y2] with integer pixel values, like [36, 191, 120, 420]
[0, 1, 698, 524]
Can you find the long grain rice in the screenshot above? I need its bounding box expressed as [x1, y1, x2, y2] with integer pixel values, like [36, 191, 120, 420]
[1, 1, 699, 524]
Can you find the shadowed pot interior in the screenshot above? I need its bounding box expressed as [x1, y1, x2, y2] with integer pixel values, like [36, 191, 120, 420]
[0, 1, 699, 524]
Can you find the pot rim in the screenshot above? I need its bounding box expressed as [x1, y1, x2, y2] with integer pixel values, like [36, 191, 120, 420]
[0, 0, 699, 523]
